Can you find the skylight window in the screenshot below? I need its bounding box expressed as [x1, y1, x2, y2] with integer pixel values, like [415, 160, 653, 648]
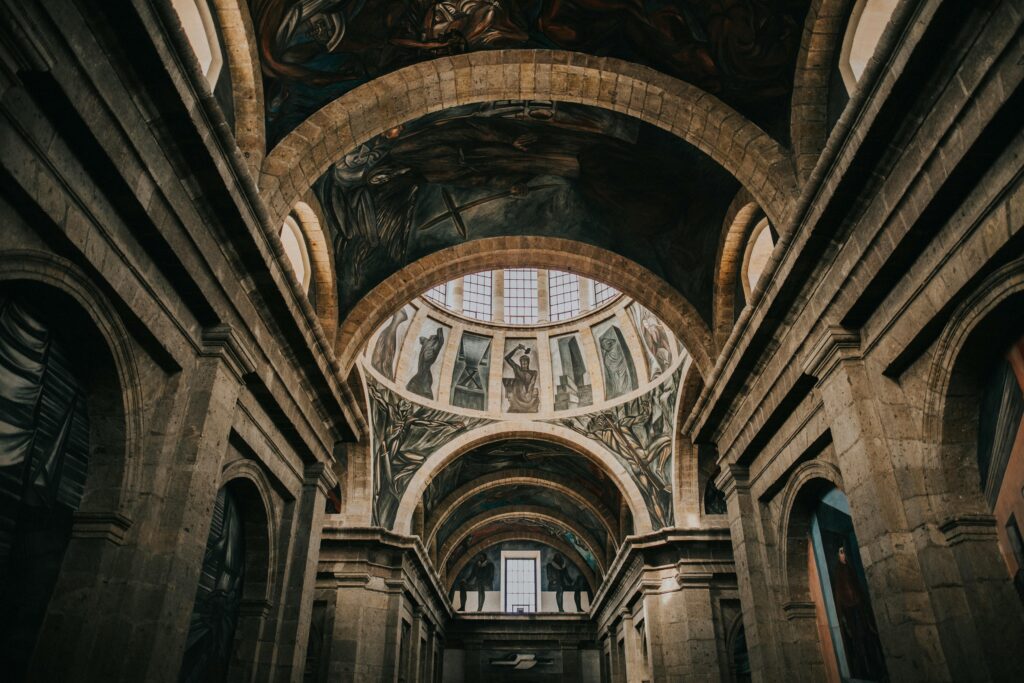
[593, 281, 619, 306]
[462, 271, 493, 321]
[549, 271, 581, 322]
[504, 269, 539, 324]
[425, 283, 449, 307]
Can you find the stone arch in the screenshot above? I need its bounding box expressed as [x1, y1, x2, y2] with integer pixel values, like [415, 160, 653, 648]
[776, 459, 844, 603]
[425, 470, 618, 549]
[259, 51, 799, 233]
[790, 0, 856, 182]
[393, 421, 655, 535]
[445, 531, 598, 595]
[209, 0, 265, 176]
[291, 200, 338, 340]
[340, 237, 715, 380]
[0, 249, 144, 518]
[713, 189, 765, 351]
[218, 468, 277, 680]
[439, 508, 606, 578]
[921, 257, 1024, 518]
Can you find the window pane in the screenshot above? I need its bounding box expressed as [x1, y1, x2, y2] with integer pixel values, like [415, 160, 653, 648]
[462, 272, 493, 321]
[549, 270, 581, 322]
[425, 282, 448, 307]
[504, 268, 538, 324]
[504, 558, 536, 613]
[593, 280, 619, 306]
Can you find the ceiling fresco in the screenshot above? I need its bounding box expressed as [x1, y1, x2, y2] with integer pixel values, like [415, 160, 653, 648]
[422, 438, 625, 523]
[448, 540, 593, 597]
[314, 100, 738, 322]
[250, 0, 809, 147]
[432, 483, 612, 560]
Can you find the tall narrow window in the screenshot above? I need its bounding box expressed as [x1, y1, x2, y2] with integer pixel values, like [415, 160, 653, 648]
[462, 272, 493, 322]
[548, 271, 581, 321]
[504, 269, 538, 324]
[503, 556, 537, 613]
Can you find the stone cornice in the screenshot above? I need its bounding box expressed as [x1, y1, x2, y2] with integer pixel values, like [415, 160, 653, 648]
[200, 324, 257, 383]
[802, 326, 862, 383]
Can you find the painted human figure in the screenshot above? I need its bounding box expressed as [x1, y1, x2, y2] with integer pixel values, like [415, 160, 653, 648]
[599, 330, 634, 398]
[453, 553, 495, 611]
[545, 553, 590, 612]
[406, 327, 445, 398]
[831, 543, 887, 679]
[371, 307, 409, 380]
[503, 344, 539, 412]
[641, 315, 671, 376]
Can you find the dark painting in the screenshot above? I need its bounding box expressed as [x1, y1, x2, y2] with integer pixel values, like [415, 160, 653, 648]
[249, 0, 809, 147]
[314, 100, 737, 326]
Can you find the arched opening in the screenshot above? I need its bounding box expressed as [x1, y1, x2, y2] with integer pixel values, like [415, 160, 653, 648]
[171, 0, 224, 88]
[727, 615, 751, 683]
[741, 218, 776, 300]
[804, 487, 886, 683]
[0, 293, 92, 676]
[179, 477, 272, 682]
[839, 0, 900, 93]
[280, 215, 312, 295]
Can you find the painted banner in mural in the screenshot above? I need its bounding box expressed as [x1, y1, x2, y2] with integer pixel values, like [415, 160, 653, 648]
[591, 318, 638, 400]
[628, 302, 675, 381]
[367, 377, 491, 526]
[369, 304, 414, 380]
[401, 317, 449, 400]
[552, 366, 682, 528]
[502, 338, 540, 413]
[451, 331, 492, 410]
[550, 333, 592, 411]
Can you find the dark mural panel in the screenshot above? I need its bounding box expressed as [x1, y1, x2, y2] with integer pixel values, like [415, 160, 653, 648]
[434, 483, 611, 559]
[422, 439, 624, 524]
[249, 0, 809, 147]
[314, 100, 737, 323]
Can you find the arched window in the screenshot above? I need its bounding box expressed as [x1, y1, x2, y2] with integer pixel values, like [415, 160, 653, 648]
[179, 486, 246, 682]
[0, 295, 91, 677]
[280, 216, 312, 294]
[807, 488, 887, 681]
[978, 336, 1024, 600]
[742, 218, 775, 298]
[170, 0, 224, 88]
[839, 0, 900, 93]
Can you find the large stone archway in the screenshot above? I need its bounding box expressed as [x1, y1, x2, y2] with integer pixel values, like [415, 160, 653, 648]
[259, 51, 800, 232]
[393, 421, 656, 535]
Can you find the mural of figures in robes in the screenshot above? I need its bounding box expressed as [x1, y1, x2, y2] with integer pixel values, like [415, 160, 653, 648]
[592, 319, 638, 400]
[313, 100, 739, 323]
[368, 378, 491, 526]
[550, 333, 592, 410]
[450, 552, 496, 611]
[370, 304, 414, 380]
[546, 552, 591, 612]
[502, 340, 540, 413]
[555, 366, 681, 528]
[451, 332, 492, 410]
[249, 0, 809, 146]
[629, 303, 675, 380]
[404, 318, 449, 400]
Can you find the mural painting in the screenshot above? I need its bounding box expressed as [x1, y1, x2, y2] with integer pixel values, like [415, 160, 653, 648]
[451, 331, 493, 410]
[249, 0, 809, 147]
[445, 516, 600, 577]
[554, 366, 682, 528]
[369, 304, 414, 380]
[402, 317, 449, 400]
[313, 100, 739, 321]
[550, 333, 592, 410]
[448, 541, 593, 614]
[629, 302, 675, 380]
[367, 377, 491, 526]
[591, 318, 638, 400]
[433, 484, 611, 561]
[502, 338, 540, 413]
[422, 440, 624, 524]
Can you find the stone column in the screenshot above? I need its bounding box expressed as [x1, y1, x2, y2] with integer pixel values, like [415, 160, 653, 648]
[270, 462, 337, 682]
[716, 465, 784, 682]
[409, 607, 425, 683]
[619, 609, 644, 683]
[805, 328, 951, 681]
[30, 325, 256, 682]
[339, 439, 374, 525]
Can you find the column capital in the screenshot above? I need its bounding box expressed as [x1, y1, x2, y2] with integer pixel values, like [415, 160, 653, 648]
[803, 325, 861, 383]
[715, 463, 749, 499]
[200, 324, 257, 381]
[304, 460, 339, 495]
